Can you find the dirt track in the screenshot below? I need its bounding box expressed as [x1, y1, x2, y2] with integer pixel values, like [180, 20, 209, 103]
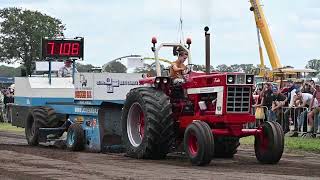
[1, 131, 320, 180]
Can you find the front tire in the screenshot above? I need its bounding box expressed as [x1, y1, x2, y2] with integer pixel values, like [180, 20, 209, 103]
[254, 121, 284, 164]
[184, 121, 214, 166]
[122, 87, 174, 159]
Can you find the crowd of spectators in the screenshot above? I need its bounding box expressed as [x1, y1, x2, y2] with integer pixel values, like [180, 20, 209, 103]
[252, 80, 320, 137]
[0, 86, 14, 122]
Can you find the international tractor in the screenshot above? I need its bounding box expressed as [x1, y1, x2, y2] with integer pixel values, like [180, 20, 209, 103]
[121, 27, 284, 165]
[10, 27, 284, 166]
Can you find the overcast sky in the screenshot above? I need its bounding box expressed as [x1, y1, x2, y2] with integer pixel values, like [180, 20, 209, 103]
[0, 0, 319, 69]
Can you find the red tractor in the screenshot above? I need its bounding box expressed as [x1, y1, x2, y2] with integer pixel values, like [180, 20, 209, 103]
[121, 27, 284, 166]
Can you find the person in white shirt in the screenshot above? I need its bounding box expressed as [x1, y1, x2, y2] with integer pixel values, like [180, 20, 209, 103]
[58, 60, 78, 77]
[296, 90, 319, 132]
[296, 91, 318, 108]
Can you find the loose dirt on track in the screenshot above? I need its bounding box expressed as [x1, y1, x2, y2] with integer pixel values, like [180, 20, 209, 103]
[0, 131, 320, 180]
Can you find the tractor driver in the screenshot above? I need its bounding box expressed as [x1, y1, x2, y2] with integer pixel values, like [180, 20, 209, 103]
[170, 49, 188, 84]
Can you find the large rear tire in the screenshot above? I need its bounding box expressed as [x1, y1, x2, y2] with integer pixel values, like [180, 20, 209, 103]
[214, 137, 240, 158]
[122, 87, 175, 159]
[184, 121, 214, 166]
[25, 107, 60, 146]
[254, 121, 284, 164]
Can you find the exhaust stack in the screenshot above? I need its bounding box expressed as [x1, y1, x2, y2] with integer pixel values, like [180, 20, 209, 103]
[204, 26, 211, 74]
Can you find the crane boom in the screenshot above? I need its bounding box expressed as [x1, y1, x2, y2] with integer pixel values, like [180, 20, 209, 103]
[250, 0, 282, 70]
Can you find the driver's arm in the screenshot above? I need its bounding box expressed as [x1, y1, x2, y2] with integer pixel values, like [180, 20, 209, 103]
[172, 64, 185, 72]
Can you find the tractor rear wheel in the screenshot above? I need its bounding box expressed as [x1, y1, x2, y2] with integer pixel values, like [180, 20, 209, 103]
[66, 123, 85, 151]
[214, 137, 240, 158]
[254, 121, 284, 164]
[184, 121, 214, 166]
[122, 87, 174, 159]
[25, 107, 60, 146]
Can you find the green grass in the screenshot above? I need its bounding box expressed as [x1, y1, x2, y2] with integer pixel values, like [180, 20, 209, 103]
[0, 122, 24, 134]
[240, 136, 320, 154]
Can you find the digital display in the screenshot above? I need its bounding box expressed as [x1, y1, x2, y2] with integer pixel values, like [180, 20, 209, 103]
[42, 38, 84, 59]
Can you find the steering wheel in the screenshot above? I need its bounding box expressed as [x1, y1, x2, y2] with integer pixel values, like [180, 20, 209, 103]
[184, 64, 194, 75]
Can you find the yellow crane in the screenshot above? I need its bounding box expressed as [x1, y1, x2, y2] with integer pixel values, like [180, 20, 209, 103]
[249, 0, 316, 87]
[249, 0, 282, 71]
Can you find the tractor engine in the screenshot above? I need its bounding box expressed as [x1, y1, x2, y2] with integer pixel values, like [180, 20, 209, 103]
[171, 72, 255, 129]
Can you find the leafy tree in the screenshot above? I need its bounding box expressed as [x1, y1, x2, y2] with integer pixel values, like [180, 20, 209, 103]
[0, 8, 64, 76]
[103, 61, 127, 73]
[192, 64, 215, 72]
[239, 64, 255, 74]
[134, 62, 167, 76]
[76, 63, 96, 72]
[0, 65, 22, 76]
[305, 59, 320, 77]
[230, 64, 242, 72]
[216, 64, 232, 72]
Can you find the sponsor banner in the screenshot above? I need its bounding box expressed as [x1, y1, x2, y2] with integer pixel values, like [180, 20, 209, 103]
[75, 73, 142, 101]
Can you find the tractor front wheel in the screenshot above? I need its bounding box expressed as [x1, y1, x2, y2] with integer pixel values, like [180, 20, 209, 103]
[254, 121, 284, 164]
[184, 121, 214, 166]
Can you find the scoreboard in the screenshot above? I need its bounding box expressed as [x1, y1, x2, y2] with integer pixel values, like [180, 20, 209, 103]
[42, 38, 84, 59]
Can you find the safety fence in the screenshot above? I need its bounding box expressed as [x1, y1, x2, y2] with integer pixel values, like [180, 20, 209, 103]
[248, 106, 320, 137]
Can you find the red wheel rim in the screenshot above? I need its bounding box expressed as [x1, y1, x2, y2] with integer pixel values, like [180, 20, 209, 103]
[188, 132, 198, 156]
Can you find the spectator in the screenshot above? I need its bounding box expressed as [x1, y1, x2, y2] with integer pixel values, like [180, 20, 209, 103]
[269, 87, 287, 123]
[253, 88, 265, 126]
[307, 84, 320, 134]
[301, 81, 313, 94]
[310, 80, 315, 87]
[283, 81, 301, 134]
[0, 90, 4, 122]
[0, 89, 4, 104]
[296, 89, 318, 133]
[286, 80, 299, 103]
[261, 83, 274, 121]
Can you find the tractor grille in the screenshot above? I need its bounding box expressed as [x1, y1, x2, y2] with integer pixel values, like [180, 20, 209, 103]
[227, 86, 251, 113]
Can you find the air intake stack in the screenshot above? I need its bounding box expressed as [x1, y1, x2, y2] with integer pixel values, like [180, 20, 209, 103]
[204, 26, 211, 74]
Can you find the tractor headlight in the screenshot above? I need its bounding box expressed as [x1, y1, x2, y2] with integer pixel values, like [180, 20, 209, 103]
[246, 75, 254, 84]
[163, 78, 168, 84]
[227, 75, 235, 84]
[155, 78, 161, 84]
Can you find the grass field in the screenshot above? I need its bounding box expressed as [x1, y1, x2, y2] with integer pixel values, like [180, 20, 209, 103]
[240, 136, 320, 154]
[0, 122, 24, 134]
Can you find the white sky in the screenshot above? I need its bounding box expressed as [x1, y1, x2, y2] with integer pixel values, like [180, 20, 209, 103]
[0, 0, 319, 69]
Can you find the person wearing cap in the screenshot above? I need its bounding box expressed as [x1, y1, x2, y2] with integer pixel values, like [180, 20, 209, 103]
[58, 60, 78, 77]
